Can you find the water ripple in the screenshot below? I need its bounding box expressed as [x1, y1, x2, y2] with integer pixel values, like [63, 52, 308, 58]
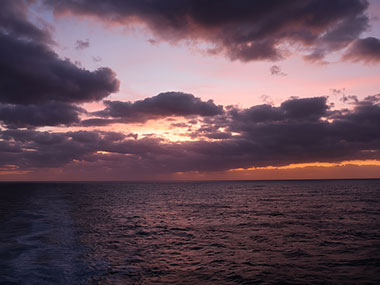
[1, 180, 380, 284]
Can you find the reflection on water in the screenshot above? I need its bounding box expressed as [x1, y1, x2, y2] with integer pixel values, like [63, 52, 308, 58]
[1, 180, 380, 284]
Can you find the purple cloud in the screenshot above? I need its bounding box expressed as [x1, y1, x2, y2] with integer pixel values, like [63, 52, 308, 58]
[43, 0, 376, 63]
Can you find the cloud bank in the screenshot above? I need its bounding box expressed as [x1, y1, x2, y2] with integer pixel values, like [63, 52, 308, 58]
[1, 95, 380, 178]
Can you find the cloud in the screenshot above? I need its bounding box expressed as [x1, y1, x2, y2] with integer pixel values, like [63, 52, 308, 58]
[1, 96, 380, 178]
[343, 37, 380, 63]
[230, 97, 329, 124]
[363, 94, 380, 104]
[0, 0, 52, 43]
[43, 0, 375, 62]
[75, 39, 90, 50]
[81, 118, 116, 127]
[270, 65, 287, 76]
[0, 130, 135, 169]
[0, 0, 120, 123]
[0, 102, 84, 128]
[0, 33, 119, 105]
[89, 92, 224, 125]
[92, 56, 102, 62]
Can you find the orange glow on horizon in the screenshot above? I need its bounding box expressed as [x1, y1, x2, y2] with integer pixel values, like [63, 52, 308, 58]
[167, 160, 380, 181]
[229, 160, 380, 172]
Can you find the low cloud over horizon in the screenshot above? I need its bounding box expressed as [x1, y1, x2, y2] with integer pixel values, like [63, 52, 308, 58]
[1, 92, 380, 180]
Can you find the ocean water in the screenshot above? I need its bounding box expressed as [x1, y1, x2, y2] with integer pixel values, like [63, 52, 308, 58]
[1, 180, 380, 284]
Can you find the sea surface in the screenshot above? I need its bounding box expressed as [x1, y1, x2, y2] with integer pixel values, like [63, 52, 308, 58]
[1, 180, 380, 284]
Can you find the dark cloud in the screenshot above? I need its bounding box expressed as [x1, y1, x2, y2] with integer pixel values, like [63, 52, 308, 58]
[1, 96, 380, 178]
[0, 33, 119, 105]
[0, 1, 119, 128]
[0, 102, 84, 128]
[0, 0, 52, 43]
[43, 0, 374, 62]
[343, 37, 380, 63]
[330, 88, 345, 95]
[91, 92, 224, 124]
[81, 118, 116, 127]
[0, 0, 119, 128]
[204, 132, 232, 140]
[230, 97, 328, 124]
[75, 39, 90, 50]
[0, 0, 119, 121]
[0, 130, 136, 169]
[170, 122, 190, 128]
[281, 97, 329, 121]
[340, 95, 359, 104]
[363, 94, 380, 104]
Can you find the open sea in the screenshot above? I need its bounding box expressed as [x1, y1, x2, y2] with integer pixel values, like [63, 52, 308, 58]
[1, 180, 380, 284]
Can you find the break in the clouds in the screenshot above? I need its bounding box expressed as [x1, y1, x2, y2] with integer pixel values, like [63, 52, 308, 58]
[43, 0, 379, 62]
[1, 95, 380, 178]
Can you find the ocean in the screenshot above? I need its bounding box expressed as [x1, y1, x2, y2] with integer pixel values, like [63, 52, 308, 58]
[1, 180, 380, 284]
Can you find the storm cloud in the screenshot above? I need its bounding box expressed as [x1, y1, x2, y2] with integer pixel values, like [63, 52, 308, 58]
[43, 0, 376, 62]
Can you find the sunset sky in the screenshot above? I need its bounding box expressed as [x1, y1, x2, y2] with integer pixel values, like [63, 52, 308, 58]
[1, 0, 380, 180]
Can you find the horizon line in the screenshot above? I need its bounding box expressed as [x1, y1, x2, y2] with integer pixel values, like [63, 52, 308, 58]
[1, 178, 380, 183]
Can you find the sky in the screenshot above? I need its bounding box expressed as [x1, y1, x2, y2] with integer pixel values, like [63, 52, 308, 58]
[1, 0, 380, 181]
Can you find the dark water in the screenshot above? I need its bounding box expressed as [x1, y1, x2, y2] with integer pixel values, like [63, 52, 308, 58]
[1, 180, 380, 284]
